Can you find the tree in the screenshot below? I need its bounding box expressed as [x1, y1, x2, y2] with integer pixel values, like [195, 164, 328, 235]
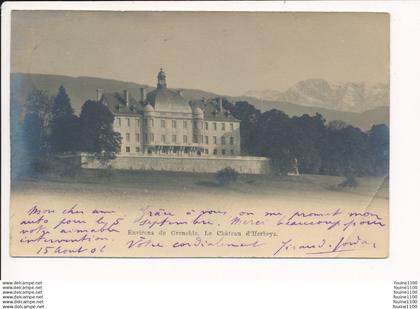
[368, 124, 389, 175]
[79, 100, 121, 164]
[49, 86, 80, 153]
[338, 172, 359, 188]
[51, 85, 74, 118]
[319, 125, 374, 176]
[327, 120, 348, 131]
[253, 109, 296, 175]
[216, 167, 239, 186]
[229, 101, 261, 155]
[24, 90, 53, 155]
[291, 113, 326, 174]
[50, 114, 81, 153]
[11, 95, 28, 179]
[23, 112, 42, 159]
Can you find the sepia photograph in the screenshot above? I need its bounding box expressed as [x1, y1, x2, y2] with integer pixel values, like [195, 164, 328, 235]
[9, 11, 389, 258]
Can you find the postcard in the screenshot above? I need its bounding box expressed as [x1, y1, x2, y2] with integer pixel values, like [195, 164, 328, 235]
[9, 10, 389, 257]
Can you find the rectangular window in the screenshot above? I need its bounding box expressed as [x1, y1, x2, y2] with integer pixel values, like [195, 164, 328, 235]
[205, 136, 209, 144]
[127, 118, 130, 127]
[150, 133, 154, 142]
[213, 122, 217, 130]
[205, 122, 208, 130]
[144, 133, 148, 143]
[193, 135, 198, 143]
[230, 123, 234, 131]
[172, 120, 177, 129]
[126, 133, 130, 142]
[136, 147, 140, 153]
[183, 135, 188, 143]
[161, 119, 166, 128]
[230, 149, 234, 155]
[136, 133, 140, 142]
[221, 137, 226, 145]
[183, 121, 187, 129]
[230, 137, 234, 145]
[222, 149, 226, 155]
[126, 146, 130, 153]
[222, 123, 226, 131]
[213, 136, 217, 144]
[213, 149, 218, 155]
[136, 119, 140, 127]
[172, 135, 177, 143]
[193, 122, 197, 129]
[161, 134, 166, 143]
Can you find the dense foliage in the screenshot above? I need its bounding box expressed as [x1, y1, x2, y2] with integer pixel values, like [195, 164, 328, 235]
[24, 90, 53, 155]
[223, 100, 389, 176]
[49, 85, 80, 153]
[20, 86, 121, 171]
[79, 100, 121, 164]
[216, 167, 239, 185]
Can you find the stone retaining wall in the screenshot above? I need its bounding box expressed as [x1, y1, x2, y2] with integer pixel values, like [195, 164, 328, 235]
[80, 154, 272, 174]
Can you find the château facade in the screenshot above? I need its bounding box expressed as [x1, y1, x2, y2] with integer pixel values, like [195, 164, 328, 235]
[97, 69, 241, 157]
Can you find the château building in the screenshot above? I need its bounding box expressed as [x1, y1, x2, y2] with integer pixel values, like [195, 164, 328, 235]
[97, 69, 241, 157]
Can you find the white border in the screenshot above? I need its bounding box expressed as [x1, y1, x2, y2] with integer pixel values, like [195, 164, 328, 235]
[2, 1, 420, 281]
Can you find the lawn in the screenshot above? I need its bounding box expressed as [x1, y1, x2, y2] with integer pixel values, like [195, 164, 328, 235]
[11, 169, 388, 207]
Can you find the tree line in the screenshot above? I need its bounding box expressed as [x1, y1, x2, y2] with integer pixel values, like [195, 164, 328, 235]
[13, 86, 121, 177]
[12, 86, 389, 178]
[222, 100, 389, 177]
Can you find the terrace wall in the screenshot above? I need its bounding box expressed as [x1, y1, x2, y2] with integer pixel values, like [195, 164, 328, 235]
[80, 154, 271, 175]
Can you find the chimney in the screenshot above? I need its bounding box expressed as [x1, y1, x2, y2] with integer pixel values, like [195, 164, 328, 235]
[96, 88, 103, 102]
[123, 90, 129, 106]
[218, 97, 223, 113]
[139, 88, 145, 103]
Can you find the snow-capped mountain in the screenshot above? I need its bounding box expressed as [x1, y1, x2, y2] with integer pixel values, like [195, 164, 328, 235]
[244, 79, 389, 112]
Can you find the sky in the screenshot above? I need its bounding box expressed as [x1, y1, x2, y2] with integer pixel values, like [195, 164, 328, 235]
[11, 11, 389, 96]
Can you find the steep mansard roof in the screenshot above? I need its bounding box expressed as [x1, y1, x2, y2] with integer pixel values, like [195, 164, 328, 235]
[100, 91, 240, 122]
[146, 87, 192, 113]
[190, 98, 240, 122]
[100, 92, 143, 116]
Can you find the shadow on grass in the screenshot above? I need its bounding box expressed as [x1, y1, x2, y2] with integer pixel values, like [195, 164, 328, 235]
[195, 180, 221, 188]
[324, 181, 389, 200]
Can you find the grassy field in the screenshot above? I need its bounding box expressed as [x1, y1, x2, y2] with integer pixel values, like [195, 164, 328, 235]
[12, 169, 389, 204]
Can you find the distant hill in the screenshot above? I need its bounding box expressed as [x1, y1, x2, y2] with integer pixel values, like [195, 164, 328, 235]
[244, 78, 389, 113]
[10, 73, 219, 114]
[11, 73, 388, 130]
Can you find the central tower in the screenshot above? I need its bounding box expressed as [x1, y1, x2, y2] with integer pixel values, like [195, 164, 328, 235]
[157, 68, 167, 89]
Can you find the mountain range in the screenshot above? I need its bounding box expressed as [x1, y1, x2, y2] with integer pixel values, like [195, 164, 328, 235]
[11, 73, 389, 131]
[244, 79, 389, 113]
